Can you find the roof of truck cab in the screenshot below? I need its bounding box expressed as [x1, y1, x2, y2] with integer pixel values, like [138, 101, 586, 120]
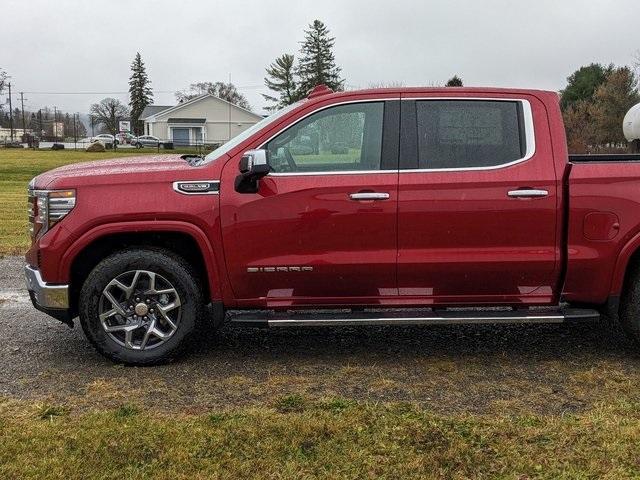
[307, 86, 559, 101]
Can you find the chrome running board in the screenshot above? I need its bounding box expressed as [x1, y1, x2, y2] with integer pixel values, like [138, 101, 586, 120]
[229, 307, 600, 328]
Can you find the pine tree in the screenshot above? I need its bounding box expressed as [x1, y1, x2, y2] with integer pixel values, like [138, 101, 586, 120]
[128, 53, 153, 135]
[296, 20, 343, 96]
[263, 54, 299, 111]
[446, 75, 463, 87]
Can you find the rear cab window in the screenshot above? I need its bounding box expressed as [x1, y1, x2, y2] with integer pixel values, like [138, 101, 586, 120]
[406, 99, 532, 170]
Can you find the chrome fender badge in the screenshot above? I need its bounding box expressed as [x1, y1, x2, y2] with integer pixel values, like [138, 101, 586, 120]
[173, 180, 220, 195]
[247, 266, 313, 273]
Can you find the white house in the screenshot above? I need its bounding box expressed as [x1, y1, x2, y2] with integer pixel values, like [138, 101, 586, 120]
[141, 94, 264, 145]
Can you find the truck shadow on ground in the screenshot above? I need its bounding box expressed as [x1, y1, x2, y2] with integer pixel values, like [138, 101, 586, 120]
[193, 318, 639, 362]
[7, 315, 640, 416]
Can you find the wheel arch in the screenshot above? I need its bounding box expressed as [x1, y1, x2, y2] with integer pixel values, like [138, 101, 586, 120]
[62, 221, 223, 314]
[611, 230, 640, 302]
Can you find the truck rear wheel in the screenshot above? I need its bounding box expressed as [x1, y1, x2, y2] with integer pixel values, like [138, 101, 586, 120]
[619, 265, 640, 342]
[79, 248, 204, 365]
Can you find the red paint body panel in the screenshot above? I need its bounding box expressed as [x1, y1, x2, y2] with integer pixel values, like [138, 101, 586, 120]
[219, 170, 399, 306]
[397, 92, 560, 305]
[564, 161, 640, 303]
[25, 87, 640, 312]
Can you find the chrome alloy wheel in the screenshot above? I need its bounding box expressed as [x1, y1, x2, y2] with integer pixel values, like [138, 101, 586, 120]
[98, 270, 182, 351]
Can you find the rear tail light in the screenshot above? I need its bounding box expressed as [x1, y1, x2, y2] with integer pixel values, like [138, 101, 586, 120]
[28, 187, 76, 241]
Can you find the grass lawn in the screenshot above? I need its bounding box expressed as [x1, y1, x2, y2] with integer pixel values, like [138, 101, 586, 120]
[1, 396, 640, 479]
[0, 148, 179, 255]
[3, 148, 640, 478]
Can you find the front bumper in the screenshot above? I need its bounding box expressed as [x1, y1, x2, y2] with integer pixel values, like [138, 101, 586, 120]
[24, 265, 73, 325]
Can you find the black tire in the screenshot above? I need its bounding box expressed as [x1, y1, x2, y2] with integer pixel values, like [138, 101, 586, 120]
[619, 265, 640, 342]
[79, 248, 204, 365]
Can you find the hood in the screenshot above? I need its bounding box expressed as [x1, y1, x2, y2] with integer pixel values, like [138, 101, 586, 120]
[33, 155, 197, 189]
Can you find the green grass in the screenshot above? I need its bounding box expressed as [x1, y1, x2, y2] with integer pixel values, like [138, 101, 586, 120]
[0, 149, 181, 255]
[1, 397, 640, 479]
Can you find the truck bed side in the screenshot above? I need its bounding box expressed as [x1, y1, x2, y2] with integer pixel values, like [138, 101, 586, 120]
[564, 160, 640, 304]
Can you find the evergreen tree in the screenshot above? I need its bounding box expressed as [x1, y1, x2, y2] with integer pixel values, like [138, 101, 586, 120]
[560, 63, 612, 111]
[296, 20, 343, 96]
[446, 75, 463, 87]
[263, 54, 299, 111]
[128, 52, 153, 135]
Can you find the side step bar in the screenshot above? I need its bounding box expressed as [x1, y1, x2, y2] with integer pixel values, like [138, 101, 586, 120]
[229, 308, 600, 328]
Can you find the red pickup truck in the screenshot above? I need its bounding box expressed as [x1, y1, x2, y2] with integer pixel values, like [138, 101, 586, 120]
[25, 85, 640, 364]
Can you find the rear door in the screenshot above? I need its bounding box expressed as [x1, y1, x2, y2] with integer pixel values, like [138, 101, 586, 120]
[397, 95, 560, 304]
[220, 98, 401, 306]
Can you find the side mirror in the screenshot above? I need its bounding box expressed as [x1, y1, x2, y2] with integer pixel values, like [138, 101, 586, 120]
[234, 149, 270, 193]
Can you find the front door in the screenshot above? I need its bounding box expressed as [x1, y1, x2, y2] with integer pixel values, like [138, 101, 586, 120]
[220, 100, 400, 306]
[397, 96, 560, 304]
[172, 127, 190, 146]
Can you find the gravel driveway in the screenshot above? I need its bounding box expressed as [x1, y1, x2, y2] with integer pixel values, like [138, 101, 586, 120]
[2, 255, 640, 415]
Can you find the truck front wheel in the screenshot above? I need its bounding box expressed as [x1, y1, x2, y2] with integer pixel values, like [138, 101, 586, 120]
[79, 248, 204, 365]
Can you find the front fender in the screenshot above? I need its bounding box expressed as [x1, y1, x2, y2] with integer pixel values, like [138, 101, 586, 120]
[59, 220, 225, 300]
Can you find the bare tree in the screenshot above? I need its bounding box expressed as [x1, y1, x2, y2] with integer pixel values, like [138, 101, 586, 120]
[175, 82, 251, 110]
[89, 98, 129, 135]
[367, 81, 405, 89]
[0, 69, 8, 114]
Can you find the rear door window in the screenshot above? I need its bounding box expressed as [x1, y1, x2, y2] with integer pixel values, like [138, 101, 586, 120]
[416, 100, 526, 169]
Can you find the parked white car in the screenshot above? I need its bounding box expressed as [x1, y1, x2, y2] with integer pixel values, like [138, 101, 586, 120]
[92, 134, 117, 145]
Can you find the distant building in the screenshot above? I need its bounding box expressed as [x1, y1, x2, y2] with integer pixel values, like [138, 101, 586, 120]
[52, 122, 64, 138]
[0, 128, 33, 142]
[141, 94, 263, 145]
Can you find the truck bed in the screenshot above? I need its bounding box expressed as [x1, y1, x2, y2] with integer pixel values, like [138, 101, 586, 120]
[569, 154, 640, 163]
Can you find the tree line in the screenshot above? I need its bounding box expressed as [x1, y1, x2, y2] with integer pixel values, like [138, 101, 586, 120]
[561, 61, 640, 153]
[1, 23, 638, 150]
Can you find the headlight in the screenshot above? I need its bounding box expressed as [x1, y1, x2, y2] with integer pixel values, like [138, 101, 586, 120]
[28, 187, 76, 240]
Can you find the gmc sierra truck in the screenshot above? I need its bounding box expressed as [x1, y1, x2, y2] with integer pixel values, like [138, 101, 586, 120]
[25, 85, 640, 364]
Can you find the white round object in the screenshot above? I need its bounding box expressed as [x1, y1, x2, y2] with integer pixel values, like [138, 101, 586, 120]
[623, 103, 640, 141]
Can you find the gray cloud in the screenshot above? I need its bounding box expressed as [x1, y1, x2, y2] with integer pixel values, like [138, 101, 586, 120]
[2, 0, 639, 114]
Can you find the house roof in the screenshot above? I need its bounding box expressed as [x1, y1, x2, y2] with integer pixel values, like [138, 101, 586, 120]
[153, 94, 263, 121]
[140, 105, 172, 119]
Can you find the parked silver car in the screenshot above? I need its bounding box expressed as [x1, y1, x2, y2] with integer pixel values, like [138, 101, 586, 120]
[132, 135, 160, 148]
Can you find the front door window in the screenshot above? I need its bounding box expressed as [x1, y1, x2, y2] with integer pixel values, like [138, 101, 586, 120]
[266, 102, 384, 173]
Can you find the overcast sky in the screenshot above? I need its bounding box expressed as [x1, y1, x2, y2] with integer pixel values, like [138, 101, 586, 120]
[2, 0, 639, 115]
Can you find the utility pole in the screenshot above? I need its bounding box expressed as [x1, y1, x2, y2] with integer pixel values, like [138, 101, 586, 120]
[228, 72, 232, 142]
[37, 109, 43, 137]
[7, 82, 13, 142]
[53, 106, 57, 140]
[73, 113, 78, 150]
[20, 92, 26, 139]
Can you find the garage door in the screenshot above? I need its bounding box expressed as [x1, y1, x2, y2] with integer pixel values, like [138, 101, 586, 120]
[172, 128, 190, 146]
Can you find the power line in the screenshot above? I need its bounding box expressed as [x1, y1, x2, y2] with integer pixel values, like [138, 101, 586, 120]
[21, 85, 267, 95]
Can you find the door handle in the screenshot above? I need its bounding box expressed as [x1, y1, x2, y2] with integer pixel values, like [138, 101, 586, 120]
[349, 192, 390, 201]
[507, 189, 549, 198]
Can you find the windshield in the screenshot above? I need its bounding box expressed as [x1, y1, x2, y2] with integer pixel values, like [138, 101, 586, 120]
[203, 102, 302, 163]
